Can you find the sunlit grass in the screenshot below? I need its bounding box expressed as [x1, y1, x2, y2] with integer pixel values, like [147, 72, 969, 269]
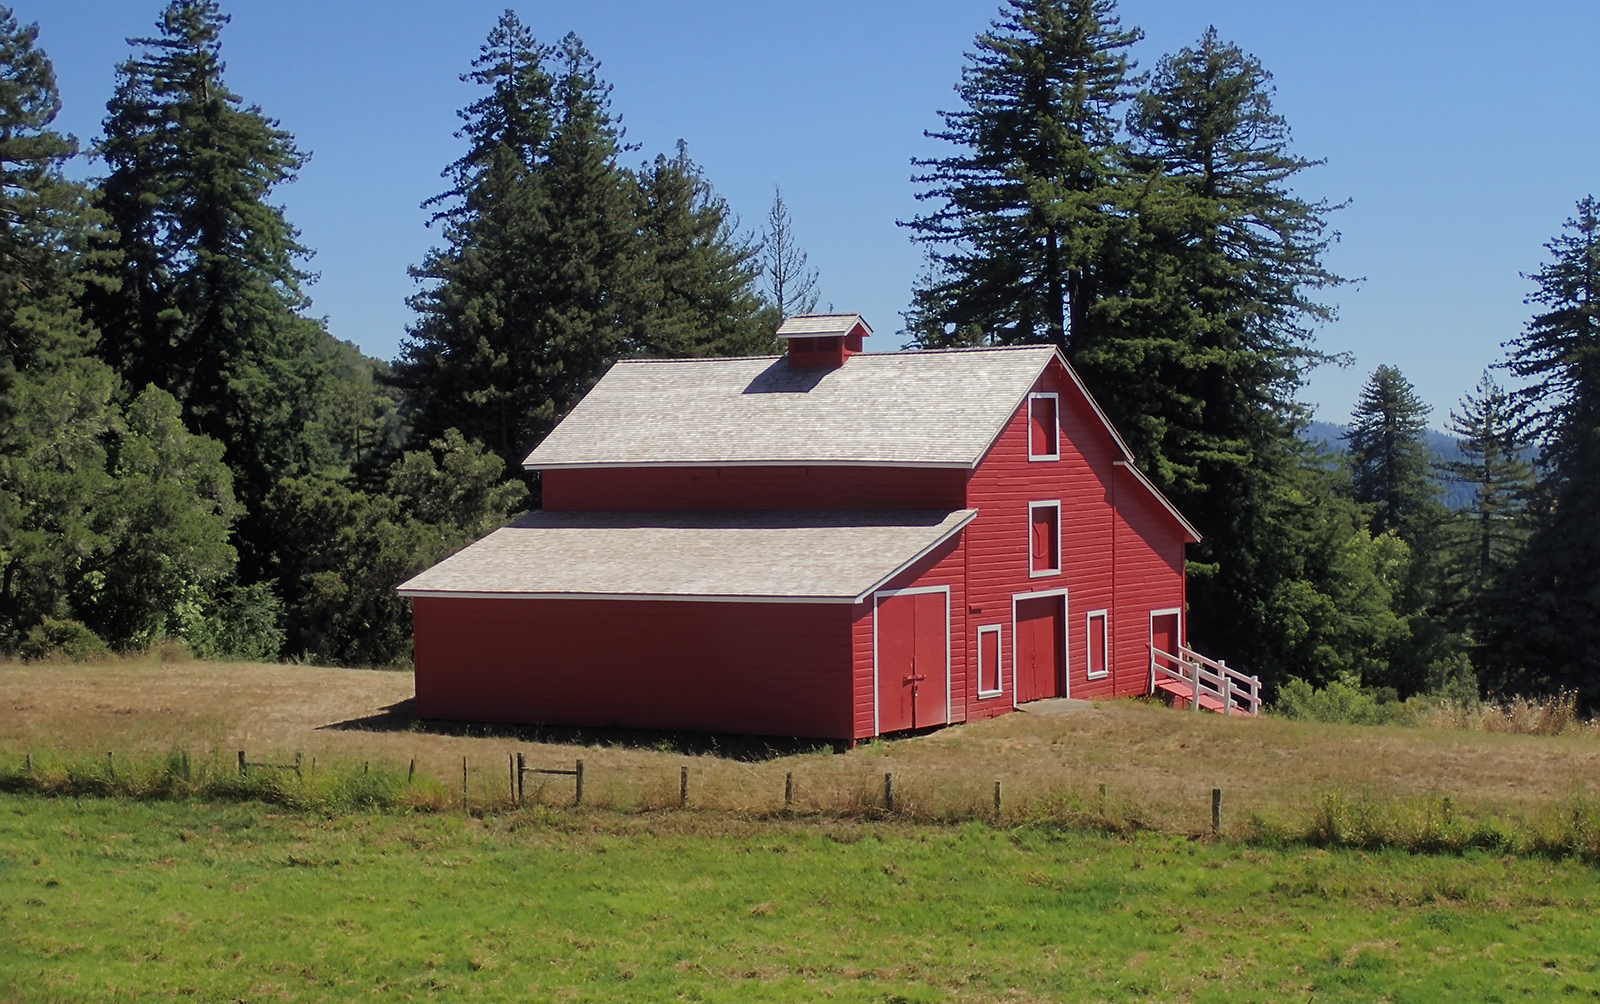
[2, 794, 1598, 1002]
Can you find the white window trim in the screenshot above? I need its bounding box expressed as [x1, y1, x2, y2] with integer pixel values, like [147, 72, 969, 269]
[871, 585, 953, 736]
[1010, 587, 1070, 706]
[1027, 500, 1062, 578]
[1085, 609, 1110, 680]
[976, 624, 1004, 698]
[1027, 392, 1061, 461]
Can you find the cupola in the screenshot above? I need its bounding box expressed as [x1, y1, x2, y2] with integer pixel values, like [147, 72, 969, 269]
[778, 313, 872, 368]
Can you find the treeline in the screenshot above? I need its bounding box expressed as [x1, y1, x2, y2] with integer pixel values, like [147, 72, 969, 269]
[904, 0, 1597, 705]
[0, 3, 791, 664]
[4, 0, 1594, 707]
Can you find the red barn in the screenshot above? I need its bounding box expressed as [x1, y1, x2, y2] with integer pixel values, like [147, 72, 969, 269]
[399, 314, 1237, 741]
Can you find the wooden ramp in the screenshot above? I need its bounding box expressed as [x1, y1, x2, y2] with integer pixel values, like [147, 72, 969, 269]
[1150, 645, 1262, 716]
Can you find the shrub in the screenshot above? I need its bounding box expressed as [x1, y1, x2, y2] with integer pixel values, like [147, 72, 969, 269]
[1271, 677, 1421, 726]
[19, 618, 111, 662]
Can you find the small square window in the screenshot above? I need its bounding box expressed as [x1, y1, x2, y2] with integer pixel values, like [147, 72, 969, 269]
[1029, 393, 1059, 460]
[1029, 501, 1060, 577]
[1087, 611, 1108, 678]
[977, 625, 1002, 696]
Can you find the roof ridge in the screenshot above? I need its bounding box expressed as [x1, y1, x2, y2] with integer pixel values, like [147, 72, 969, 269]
[611, 345, 1057, 366]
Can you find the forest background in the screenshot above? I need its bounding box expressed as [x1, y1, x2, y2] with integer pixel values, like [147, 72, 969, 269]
[2, 0, 1598, 709]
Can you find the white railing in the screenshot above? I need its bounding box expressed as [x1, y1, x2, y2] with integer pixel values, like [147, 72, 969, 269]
[1149, 645, 1262, 717]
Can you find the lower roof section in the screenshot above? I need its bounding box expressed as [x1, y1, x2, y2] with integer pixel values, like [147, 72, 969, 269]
[396, 509, 977, 604]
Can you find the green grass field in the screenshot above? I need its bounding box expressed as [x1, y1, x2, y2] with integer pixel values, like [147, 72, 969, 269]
[4, 793, 1598, 1003]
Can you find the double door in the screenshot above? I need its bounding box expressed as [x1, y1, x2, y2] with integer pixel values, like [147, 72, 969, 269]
[876, 589, 949, 733]
[1014, 594, 1065, 703]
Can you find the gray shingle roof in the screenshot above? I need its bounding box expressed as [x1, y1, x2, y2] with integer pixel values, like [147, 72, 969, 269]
[776, 313, 872, 338]
[396, 509, 977, 603]
[522, 347, 1057, 470]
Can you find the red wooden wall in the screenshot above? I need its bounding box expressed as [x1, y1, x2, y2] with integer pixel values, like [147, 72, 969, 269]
[413, 596, 856, 739]
[542, 466, 967, 511]
[958, 359, 1187, 713]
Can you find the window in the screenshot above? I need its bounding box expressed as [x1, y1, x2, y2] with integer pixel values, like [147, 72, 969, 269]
[1028, 393, 1060, 460]
[1029, 501, 1060, 577]
[1087, 610, 1108, 678]
[977, 625, 1003, 696]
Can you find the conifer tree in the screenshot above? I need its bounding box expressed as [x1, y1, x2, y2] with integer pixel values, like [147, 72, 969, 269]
[90, 0, 331, 515]
[760, 186, 819, 319]
[633, 145, 773, 357]
[399, 17, 771, 476]
[1436, 372, 1531, 651]
[1344, 365, 1440, 543]
[1107, 27, 1350, 685]
[903, 0, 1140, 350]
[1495, 197, 1600, 701]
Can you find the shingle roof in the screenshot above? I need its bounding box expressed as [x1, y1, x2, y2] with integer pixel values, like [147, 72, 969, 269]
[396, 509, 977, 603]
[523, 347, 1058, 470]
[776, 313, 872, 339]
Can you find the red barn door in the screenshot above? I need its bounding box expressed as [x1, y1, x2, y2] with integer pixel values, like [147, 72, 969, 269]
[1015, 594, 1065, 702]
[875, 590, 949, 732]
[1150, 611, 1180, 685]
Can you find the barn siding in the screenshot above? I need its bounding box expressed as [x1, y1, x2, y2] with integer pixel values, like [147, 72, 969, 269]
[962, 358, 1187, 708]
[413, 596, 855, 739]
[543, 466, 968, 511]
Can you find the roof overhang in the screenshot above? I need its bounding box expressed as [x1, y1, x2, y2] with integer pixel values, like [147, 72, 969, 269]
[397, 509, 977, 604]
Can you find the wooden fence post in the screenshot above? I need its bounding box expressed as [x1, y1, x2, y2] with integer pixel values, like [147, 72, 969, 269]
[884, 772, 895, 813]
[407, 757, 415, 785]
[1212, 787, 1222, 836]
[574, 759, 584, 807]
[994, 780, 1002, 822]
[237, 750, 246, 777]
[508, 753, 515, 805]
[680, 765, 689, 809]
[516, 752, 525, 807]
[25, 752, 31, 774]
[461, 756, 468, 812]
[785, 771, 794, 809]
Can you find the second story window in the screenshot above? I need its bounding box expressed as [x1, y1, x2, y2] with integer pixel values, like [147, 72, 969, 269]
[1029, 501, 1060, 577]
[1029, 393, 1059, 461]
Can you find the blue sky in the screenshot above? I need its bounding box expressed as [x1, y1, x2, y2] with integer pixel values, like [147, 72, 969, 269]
[30, 0, 1600, 425]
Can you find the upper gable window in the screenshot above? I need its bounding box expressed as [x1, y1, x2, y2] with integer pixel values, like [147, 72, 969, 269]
[1028, 393, 1059, 461]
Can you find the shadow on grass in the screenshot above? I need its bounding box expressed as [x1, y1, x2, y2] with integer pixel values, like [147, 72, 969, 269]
[320, 699, 856, 762]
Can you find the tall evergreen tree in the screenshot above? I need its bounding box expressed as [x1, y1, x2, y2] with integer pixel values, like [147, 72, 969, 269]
[903, 0, 1140, 350]
[398, 17, 772, 476]
[1344, 365, 1439, 542]
[1437, 372, 1531, 652]
[632, 144, 773, 357]
[1495, 197, 1600, 702]
[1108, 28, 1350, 685]
[89, 0, 330, 516]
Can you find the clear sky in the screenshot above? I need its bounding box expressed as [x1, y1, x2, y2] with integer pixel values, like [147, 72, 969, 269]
[29, 0, 1600, 425]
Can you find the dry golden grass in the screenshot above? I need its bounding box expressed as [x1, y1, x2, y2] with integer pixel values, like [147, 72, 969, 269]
[3, 656, 1598, 836]
[1423, 690, 1600, 737]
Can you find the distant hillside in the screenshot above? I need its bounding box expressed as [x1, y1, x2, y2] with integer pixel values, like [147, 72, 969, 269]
[1302, 421, 1474, 510]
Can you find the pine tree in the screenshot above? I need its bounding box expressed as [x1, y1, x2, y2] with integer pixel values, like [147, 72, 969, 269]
[398, 22, 638, 473]
[1435, 372, 1531, 660]
[1105, 28, 1351, 686]
[903, 0, 1140, 350]
[90, 0, 330, 515]
[1494, 197, 1600, 701]
[633, 144, 774, 357]
[1344, 365, 1440, 542]
[760, 186, 819, 319]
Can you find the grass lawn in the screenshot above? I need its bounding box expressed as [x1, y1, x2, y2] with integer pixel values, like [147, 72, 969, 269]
[3, 794, 1599, 1003]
